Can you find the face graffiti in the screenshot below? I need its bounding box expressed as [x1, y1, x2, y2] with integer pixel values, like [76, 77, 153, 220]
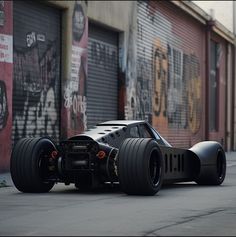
[152, 42, 201, 132]
[72, 1, 85, 42]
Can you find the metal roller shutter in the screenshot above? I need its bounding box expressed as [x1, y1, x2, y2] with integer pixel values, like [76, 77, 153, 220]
[87, 22, 118, 128]
[12, 1, 61, 144]
[137, 1, 204, 148]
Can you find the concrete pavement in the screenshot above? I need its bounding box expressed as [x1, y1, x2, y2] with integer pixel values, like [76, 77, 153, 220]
[1, 151, 236, 188]
[0, 172, 12, 187]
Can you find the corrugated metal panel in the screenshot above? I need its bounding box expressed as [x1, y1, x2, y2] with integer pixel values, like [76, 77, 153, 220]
[208, 32, 227, 146]
[12, 1, 61, 144]
[87, 22, 118, 128]
[137, 1, 205, 148]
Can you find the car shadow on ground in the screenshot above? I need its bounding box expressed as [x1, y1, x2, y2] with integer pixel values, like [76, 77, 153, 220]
[9, 181, 230, 196]
[50, 182, 207, 195]
[50, 183, 123, 195]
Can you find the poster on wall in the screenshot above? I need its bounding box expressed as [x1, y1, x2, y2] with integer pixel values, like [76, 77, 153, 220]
[0, 33, 12, 63]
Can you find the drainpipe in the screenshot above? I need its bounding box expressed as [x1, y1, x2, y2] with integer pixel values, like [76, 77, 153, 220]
[205, 19, 215, 141]
[231, 45, 235, 150]
[231, 1, 236, 150]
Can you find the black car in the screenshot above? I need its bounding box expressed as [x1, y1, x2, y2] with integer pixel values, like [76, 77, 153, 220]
[10, 120, 226, 195]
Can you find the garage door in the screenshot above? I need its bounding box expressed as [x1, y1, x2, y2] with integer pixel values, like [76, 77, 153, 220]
[12, 1, 61, 144]
[87, 22, 118, 128]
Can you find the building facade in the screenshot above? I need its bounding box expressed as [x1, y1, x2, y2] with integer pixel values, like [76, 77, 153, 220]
[0, 0, 235, 172]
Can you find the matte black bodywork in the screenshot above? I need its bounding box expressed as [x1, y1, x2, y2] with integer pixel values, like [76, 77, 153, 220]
[10, 120, 227, 195]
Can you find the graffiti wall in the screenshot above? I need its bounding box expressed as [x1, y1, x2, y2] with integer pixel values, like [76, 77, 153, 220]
[152, 41, 201, 133]
[13, 41, 59, 142]
[12, 1, 61, 147]
[62, 0, 88, 138]
[123, 1, 204, 148]
[0, 1, 12, 171]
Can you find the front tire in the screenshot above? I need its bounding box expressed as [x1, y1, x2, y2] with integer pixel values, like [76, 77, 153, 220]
[195, 147, 226, 185]
[10, 137, 56, 193]
[118, 138, 164, 195]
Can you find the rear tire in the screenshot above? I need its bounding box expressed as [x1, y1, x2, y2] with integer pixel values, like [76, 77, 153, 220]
[10, 137, 56, 193]
[118, 138, 164, 195]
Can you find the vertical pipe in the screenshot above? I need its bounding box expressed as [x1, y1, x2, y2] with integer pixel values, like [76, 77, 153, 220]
[205, 21, 211, 140]
[205, 19, 215, 141]
[231, 43, 235, 150]
[231, 1, 236, 150]
[225, 43, 229, 151]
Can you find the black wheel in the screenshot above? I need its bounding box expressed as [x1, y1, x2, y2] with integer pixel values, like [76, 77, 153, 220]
[10, 137, 56, 193]
[118, 138, 164, 195]
[195, 147, 226, 185]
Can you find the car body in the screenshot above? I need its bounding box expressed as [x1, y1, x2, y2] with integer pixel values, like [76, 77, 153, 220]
[10, 120, 227, 195]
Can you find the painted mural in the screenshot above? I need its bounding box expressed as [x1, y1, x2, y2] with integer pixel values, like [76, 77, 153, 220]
[124, 1, 202, 146]
[63, 0, 88, 137]
[0, 1, 12, 172]
[152, 42, 201, 133]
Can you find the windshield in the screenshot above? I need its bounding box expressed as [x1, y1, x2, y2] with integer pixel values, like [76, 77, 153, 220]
[150, 127, 172, 147]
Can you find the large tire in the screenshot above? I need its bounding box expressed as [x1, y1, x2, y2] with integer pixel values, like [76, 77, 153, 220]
[10, 137, 56, 193]
[195, 146, 226, 185]
[118, 138, 164, 195]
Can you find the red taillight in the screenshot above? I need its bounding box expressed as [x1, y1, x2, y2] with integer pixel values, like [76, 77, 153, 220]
[51, 150, 58, 159]
[97, 150, 106, 159]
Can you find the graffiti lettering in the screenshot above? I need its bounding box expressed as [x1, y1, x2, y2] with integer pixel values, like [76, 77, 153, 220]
[64, 79, 87, 130]
[91, 40, 117, 69]
[0, 80, 8, 130]
[137, 57, 152, 121]
[13, 41, 59, 142]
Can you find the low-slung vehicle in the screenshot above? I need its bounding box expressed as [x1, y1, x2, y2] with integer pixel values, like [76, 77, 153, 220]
[10, 120, 226, 195]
